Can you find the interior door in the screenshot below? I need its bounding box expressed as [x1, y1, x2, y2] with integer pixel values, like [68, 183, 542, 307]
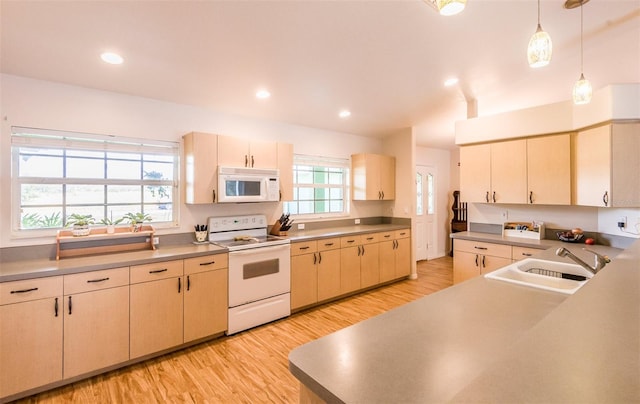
[415, 165, 437, 261]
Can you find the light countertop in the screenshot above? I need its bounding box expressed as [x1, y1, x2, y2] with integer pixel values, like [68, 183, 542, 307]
[289, 237, 638, 403]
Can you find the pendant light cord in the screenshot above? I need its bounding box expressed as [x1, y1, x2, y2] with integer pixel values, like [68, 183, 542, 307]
[537, 0, 541, 25]
[580, 1, 584, 73]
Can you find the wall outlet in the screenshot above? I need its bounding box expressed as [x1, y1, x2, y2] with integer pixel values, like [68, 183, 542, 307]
[618, 216, 627, 229]
[355, 218, 360, 225]
[501, 210, 508, 220]
[147, 237, 160, 245]
[297, 223, 305, 230]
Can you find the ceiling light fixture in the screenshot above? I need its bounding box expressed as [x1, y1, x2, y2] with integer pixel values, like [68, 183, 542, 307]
[444, 77, 459, 87]
[339, 110, 351, 118]
[571, 0, 592, 104]
[527, 0, 552, 68]
[424, 0, 466, 16]
[256, 89, 271, 99]
[100, 52, 123, 65]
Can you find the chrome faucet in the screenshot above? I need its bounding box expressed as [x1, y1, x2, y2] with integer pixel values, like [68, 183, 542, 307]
[555, 247, 610, 275]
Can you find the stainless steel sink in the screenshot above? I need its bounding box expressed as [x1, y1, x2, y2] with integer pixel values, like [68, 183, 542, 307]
[485, 258, 594, 294]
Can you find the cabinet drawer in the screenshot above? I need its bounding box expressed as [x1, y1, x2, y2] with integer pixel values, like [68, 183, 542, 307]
[379, 231, 395, 242]
[454, 239, 511, 258]
[395, 229, 410, 239]
[512, 246, 543, 261]
[130, 260, 183, 284]
[1, 276, 63, 305]
[361, 233, 379, 244]
[291, 241, 317, 256]
[340, 235, 362, 248]
[64, 267, 129, 295]
[318, 237, 340, 251]
[184, 254, 228, 275]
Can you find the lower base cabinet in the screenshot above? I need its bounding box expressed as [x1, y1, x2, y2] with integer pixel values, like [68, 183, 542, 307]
[453, 240, 512, 284]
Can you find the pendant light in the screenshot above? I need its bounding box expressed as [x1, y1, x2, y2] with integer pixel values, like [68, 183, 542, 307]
[435, 0, 467, 16]
[527, 0, 552, 68]
[572, 0, 592, 104]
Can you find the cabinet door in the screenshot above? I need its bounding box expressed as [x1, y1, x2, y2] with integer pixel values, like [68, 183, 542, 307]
[360, 243, 380, 288]
[130, 277, 183, 359]
[63, 286, 129, 378]
[479, 255, 512, 275]
[217, 135, 250, 168]
[491, 139, 527, 203]
[575, 125, 611, 207]
[379, 155, 396, 200]
[527, 134, 571, 205]
[291, 253, 318, 310]
[184, 269, 228, 342]
[453, 251, 481, 284]
[317, 249, 341, 301]
[0, 298, 63, 398]
[249, 140, 277, 168]
[277, 142, 294, 201]
[340, 246, 361, 294]
[183, 132, 218, 204]
[379, 239, 396, 283]
[352, 153, 386, 200]
[459, 144, 491, 203]
[610, 123, 640, 207]
[394, 237, 411, 278]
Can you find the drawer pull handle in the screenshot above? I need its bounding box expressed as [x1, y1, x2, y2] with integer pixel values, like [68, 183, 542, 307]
[384, 235, 391, 238]
[399, 232, 406, 236]
[87, 277, 110, 283]
[347, 240, 355, 243]
[10, 287, 38, 294]
[54, 297, 59, 317]
[367, 237, 374, 240]
[475, 254, 479, 267]
[313, 253, 317, 265]
[474, 246, 488, 250]
[178, 277, 182, 293]
[68, 296, 73, 315]
[149, 268, 168, 274]
[299, 246, 310, 250]
[187, 275, 191, 291]
[324, 242, 334, 247]
[199, 261, 216, 266]
[482, 256, 486, 268]
[318, 252, 322, 264]
[522, 253, 533, 257]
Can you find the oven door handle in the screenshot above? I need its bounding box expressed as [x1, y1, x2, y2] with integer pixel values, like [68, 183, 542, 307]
[228, 243, 291, 256]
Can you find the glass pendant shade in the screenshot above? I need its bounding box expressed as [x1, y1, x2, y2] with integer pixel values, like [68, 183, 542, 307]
[528, 24, 552, 68]
[436, 0, 466, 16]
[573, 73, 592, 105]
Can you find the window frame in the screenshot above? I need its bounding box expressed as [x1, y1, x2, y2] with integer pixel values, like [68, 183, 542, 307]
[10, 127, 180, 238]
[283, 154, 350, 220]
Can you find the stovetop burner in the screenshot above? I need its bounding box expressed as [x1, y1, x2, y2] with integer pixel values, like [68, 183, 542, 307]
[208, 214, 290, 251]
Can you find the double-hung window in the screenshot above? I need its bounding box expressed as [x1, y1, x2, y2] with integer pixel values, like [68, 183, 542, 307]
[283, 155, 349, 218]
[11, 127, 179, 235]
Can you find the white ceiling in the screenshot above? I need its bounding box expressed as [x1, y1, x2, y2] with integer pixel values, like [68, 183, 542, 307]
[1, 0, 639, 149]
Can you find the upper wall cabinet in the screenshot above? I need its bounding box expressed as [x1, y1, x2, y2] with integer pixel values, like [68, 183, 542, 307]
[460, 135, 572, 205]
[574, 123, 640, 207]
[277, 142, 294, 201]
[460, 139, 527, 204]
[527, 134, 571, 205]
[183, 132, 218, 204]
[351, 153, 395, 201]
[217, 135, 277, 169]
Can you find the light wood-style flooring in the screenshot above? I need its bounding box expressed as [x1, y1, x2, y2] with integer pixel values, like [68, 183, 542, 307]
[16, 257, 453, 403]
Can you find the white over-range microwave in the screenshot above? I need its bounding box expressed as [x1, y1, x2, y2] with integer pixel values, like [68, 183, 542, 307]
[217, 166, 280, 203]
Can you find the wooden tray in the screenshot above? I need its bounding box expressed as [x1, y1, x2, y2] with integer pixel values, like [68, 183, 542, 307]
[56, 225, 155, 260]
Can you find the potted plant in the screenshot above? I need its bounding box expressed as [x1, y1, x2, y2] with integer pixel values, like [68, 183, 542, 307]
[100, 216, 124, 234]
[123, 212, 152, 232]
[66, 213, 96, 236]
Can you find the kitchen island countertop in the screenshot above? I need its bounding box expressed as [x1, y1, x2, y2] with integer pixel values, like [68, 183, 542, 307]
[289, 238, 638, 403]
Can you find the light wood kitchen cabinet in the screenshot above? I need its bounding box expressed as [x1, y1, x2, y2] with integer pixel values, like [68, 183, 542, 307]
[574, 123, 640, 207]
[460, 139, 527, 204]
[379, 229, 411, 283]
[183, 131, 218, 204]
[512, 246, 542, 261]
[291, 241, 318, 310]
[340, 235, 363, 294]
[130, 260, 184, 359]
[360, 233, 380, 288]
[62, 267, 129, 379]
[453, 239, 512, 284]
[527, 134, 571, 205]
[316, 239, 342, 302]
[277, 142, 294, 201]
[351, 153, 395, 200]
[217, 134, 278, 168]
[0, 276, 63, 399]
[183, 254, 228, 342]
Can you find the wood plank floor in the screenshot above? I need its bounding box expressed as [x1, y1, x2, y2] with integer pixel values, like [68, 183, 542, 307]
[16, 257, 453, 404]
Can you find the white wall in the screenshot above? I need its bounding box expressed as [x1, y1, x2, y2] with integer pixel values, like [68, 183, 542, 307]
[416, 146, 451, 258]
[0, 74, 384, 247]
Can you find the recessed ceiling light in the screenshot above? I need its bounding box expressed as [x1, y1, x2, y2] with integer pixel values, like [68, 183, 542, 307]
[444, 77, 459, 87]
[339, 110, 351, 118]
[256, 89, 271, 99]
[100, 52, 123, 65]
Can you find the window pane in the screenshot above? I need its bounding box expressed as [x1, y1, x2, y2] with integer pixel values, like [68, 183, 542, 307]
[67, 150, 104, 158]
[330, 200, 343, 212]
[108, 159, 141, 179]
[296, 167, 313, 184]
[427, 173, 434, 215]
[416, 172, 423, 215]
[144, 185, 173, 204]
[298, 188, 314, 200]
[64, 206, 103, 224]
[328, 172, 343, 185]
[107, 185, 142, 204]
[144, 204, 173, 222]
[298, 201, 314, 214]
[21, 184, 63, 205]
[21, 208, 63, 229]
[143, 162, 173, 181]
[67, 157, 105, 179]
[66, 184, 105, 205]
[19, 155, 63, 177]
[329, 188, 343, 199]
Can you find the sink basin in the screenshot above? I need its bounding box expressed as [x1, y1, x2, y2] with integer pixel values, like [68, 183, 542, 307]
[485, 258, 594, 295]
